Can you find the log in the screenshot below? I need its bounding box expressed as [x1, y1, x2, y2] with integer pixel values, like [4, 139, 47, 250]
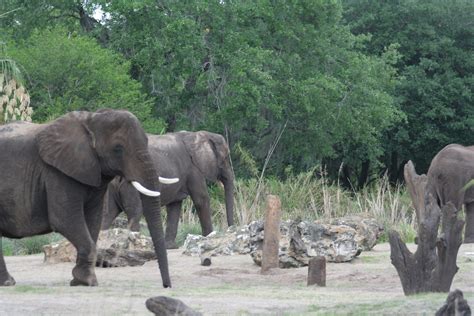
[261, 195, 281, 273]
[389, 162, 464, 295]
[146, 296, 202, 316]
[307, 256, 326, 286]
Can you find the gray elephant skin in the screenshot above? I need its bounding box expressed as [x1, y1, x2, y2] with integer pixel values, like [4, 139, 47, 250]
[102, 131, 234, 249]
[0, 109, 171, 287]
[427, 144, 474, 243]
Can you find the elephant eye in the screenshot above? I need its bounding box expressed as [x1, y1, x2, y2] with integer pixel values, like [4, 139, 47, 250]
[113, 144, 124, 155]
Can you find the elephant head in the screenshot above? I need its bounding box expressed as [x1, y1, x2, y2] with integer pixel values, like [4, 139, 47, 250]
[36, 109, 171, 287]
[182, 131, 234, 226]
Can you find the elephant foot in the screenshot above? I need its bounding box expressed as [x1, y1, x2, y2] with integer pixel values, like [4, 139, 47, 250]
[165, 240, 178, 249]
[70, 277, 98, 286]
[70, 266, 98, 286]
[464, 236, 474, 243]
[0, 273, 16, 286]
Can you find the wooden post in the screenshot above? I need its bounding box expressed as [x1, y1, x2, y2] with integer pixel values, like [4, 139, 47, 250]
[200, 255, 211, 266]
[261, 195, 281, 274]
[307, 256, 326, 286]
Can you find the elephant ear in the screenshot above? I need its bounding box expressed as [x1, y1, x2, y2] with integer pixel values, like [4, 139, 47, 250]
[36, 111, 101, 187]
[182, 131, 229, 181]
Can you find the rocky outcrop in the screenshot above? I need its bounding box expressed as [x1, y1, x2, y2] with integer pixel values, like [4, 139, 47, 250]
[183, 226, 251, 257]
[183, 216, 382, 267]
[249, 220, 361, 267]
[323, 215, 383, 251]
[43, 229, 155, 267]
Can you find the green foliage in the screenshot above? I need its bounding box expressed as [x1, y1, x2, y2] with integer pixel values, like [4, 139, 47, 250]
[344, 0, 474, 175]
[100, 0, 399, 180]
[4, 27, 165, 131]
[2, 233, 63, 256]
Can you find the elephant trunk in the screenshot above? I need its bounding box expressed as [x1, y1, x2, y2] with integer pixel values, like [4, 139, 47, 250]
[221, 168, 234, 227]
[137, 150, 171, 288]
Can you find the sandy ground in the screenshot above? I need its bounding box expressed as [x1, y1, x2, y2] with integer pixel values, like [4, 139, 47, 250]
[0, 243, 473, 315]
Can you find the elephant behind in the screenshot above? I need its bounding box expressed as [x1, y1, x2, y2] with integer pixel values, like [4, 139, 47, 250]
[426, 144, 474, 243]
[102, 131, 234, 249]
[0, 110, 172, 287]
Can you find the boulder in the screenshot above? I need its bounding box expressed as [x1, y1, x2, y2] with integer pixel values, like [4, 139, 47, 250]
[43, 228, 156, 267]
[182, 217, 382, 267]
[249, 220, 362, 267]
[182, 225, 251, 257]
[323, 215, 384, 251]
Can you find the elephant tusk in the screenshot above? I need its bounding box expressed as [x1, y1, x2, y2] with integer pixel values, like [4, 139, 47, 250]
[131, 181, 161, 197]
[159, 177, 179, 184]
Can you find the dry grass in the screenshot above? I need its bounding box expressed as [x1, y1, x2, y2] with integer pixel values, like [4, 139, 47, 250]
[180, 171, 416, 242]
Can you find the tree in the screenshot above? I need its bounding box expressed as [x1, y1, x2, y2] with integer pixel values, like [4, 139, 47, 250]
[344, 0, 474, 179]
[100, 0, 399, 182]
[5, 28, 164, 132]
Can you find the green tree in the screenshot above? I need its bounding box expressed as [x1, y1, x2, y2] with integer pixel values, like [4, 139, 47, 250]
[344, 0, 474, 179]
[5, 28, 164, 132]
[100, 0, 399, 183]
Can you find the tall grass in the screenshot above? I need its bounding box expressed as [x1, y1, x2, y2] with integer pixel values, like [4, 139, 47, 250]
[179, 171, 416, 243]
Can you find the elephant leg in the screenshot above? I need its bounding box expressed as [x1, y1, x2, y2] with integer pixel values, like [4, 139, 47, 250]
[0, 234, 15, 286]
[165, 201, 182, 249]
[465, 203, 474, 243]
[84, 190, 108, 245]
[188, 176, 213, 237]
[49, 191, 98, 286]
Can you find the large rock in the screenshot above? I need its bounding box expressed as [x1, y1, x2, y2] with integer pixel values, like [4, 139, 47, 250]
[249, 220, 362, 267]
[43, 229, 156, 267]
[323, 215, 384, 251]
[182, 226, 251, 257]
[183, 216, 382, 267]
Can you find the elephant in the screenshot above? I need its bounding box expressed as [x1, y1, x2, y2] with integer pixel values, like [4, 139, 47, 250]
[0, 109, 174, 287]
[426, 144, 474, 243]
[102, 131, 234, 249]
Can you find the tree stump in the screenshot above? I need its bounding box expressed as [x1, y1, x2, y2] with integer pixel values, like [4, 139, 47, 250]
[389, 161, 464, 295]
[146, 296, 202, 316]
[261, 195, 281, 273]
[307, 256, 326, 286]
[435, 289, 471, 316]
[404, 160, 428, 225]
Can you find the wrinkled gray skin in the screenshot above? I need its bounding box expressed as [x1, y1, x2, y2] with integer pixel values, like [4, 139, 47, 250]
[426, 144, 474, 243]
[0, 110, 171, 287]
[102, 131, 234, 249]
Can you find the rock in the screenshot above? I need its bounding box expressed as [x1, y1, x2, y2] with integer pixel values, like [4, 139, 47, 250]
[182, 225, 251, 257]
[43, 239, 77, 263]
[435, 289, 471, 316]
[249, 220, 362, 267]
[324, 215, 383, 251]
[43, 228, 156, 267]
[146, 296, 202, 316]
[182, 217, 383, 268]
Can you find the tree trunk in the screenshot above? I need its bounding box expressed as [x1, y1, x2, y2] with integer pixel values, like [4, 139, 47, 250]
[389, 161, 464, 295]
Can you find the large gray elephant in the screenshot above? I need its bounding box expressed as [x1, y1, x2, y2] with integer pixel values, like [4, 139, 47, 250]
[426, 144, 474, 243]
[102, 131, 234, 249]
[0, 109, 173, 287]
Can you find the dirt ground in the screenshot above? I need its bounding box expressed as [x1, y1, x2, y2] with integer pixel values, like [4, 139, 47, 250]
[0, 243, 473, 315]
